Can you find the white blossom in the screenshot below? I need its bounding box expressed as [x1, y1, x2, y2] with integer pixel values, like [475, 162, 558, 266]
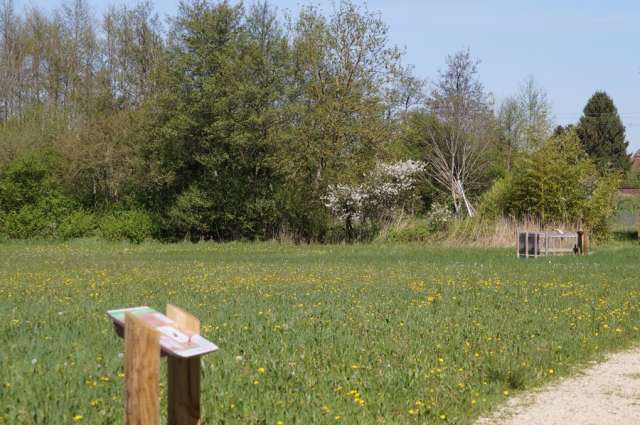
[323, 184, 368, 222]
[323, 160, 426, 223]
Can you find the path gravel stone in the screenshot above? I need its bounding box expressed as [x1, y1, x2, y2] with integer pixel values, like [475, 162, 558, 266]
[475, 347, 640, 425]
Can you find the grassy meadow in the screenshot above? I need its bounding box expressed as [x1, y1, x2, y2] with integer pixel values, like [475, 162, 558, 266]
[1, 240, 640, 424]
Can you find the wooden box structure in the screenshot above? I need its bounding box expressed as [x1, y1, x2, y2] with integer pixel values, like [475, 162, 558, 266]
[517, 231, 586, 258]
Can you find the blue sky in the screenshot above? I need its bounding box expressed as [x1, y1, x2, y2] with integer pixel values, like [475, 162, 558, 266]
[18, 0, 640, 152]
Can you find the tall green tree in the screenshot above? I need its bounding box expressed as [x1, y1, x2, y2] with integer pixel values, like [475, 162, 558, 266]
[497, 76, 552, 167]
[142, 0, 288, 240]
[505, 130, 595, 223]
[278, 1, 402, 239]
[481, 129, 620, 237]
[576, 91, 629, 171]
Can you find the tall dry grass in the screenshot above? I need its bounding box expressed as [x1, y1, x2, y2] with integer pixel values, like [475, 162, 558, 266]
[443, 216, 580, 248]
[379, 216, 580, 248]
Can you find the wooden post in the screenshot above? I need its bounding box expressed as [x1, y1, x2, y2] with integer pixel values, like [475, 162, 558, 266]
[577, 231, 583, 255]
[544, 232, 548, 256]
[582, 232, 589, 256]
[167, 305, 202, 425]
[125, 313, 160, 425]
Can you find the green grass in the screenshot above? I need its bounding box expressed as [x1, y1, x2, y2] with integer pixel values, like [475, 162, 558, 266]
[2, 240, 640, 424]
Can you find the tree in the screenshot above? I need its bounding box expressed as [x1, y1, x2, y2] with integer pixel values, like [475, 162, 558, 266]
[505, 130, 595, 223]
[0, 0, 23, 121]
[55, 110, 141, 210]
[496, 96, 522, 169]
[383, 64, 425, 119]
[576, 91, 629, 171]
[481, 129, 620, 237]
[101, 1, 162, 109]
[58, 0, 99, 117]
[323, 160, 425, 240]
[553, 124, 574, 137]
[516, 76, 552, 151]
[142, 1, 288, 240]
[497, 76, 552, 165]
[279, 1, 403, 238]
[423, 49, 494, 216]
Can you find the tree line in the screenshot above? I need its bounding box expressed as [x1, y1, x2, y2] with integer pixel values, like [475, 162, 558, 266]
[0, 0, 630, 242]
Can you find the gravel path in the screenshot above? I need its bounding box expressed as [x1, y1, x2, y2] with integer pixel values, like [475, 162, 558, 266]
[475, 347, 640, 425]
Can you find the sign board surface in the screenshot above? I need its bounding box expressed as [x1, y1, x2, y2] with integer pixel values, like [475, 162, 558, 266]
[108, 306, 218, 358]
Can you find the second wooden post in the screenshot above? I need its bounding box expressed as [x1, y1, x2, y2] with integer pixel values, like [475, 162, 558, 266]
[166, 305, 202, 425]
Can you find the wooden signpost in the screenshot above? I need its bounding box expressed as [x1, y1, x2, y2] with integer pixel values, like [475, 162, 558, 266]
[108, 305, 218, 425]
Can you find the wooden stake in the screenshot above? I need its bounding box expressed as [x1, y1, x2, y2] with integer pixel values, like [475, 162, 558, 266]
[125, 312, 160, 425]
[577, 230, 583, 255]
[167, 305, 202, 425]
[583, 232, 589, 256]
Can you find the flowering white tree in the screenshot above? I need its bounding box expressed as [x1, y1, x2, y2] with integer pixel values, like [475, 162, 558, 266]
[323, 160, 426, 238]
[323, 184, 368, 223]
[365, 160, 426, 221]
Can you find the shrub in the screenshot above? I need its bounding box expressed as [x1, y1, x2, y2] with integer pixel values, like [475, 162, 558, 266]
[100, 210, 153, 244]
[426, 202, 453, 232]
[2, 206, 49, 239]
[58, 210, 98, 240]
[0, 151, 87, 240]
[477, 176, 511, 219]
[583, 173, 622, 239]
[385, 219, 431, 242]
[168, 185, 216, 240]
[0, 151, 61, 213]
[0, 193, 76, 239]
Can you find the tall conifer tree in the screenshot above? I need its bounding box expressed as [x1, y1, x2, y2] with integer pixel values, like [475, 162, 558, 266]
[576, 91, 629, 171]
